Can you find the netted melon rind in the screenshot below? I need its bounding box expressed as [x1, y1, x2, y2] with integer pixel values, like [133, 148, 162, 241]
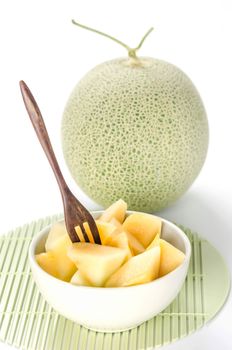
[61, 57, 209, 212]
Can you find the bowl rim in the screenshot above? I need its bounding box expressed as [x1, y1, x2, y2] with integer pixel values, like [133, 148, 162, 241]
[28, 211, 191, 291]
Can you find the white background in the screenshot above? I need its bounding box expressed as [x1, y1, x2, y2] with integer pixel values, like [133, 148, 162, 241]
[0, 0, 231, 349]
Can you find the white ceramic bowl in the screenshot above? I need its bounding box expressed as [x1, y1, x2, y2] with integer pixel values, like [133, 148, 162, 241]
[29, 211, 191, 332]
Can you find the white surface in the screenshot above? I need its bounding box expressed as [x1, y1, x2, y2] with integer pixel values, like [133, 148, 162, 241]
[29, 213, 191, 331]
[0, 0, 231, 349]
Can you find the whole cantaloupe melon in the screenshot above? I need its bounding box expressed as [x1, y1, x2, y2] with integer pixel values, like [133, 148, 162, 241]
[61, 21, 209, 212]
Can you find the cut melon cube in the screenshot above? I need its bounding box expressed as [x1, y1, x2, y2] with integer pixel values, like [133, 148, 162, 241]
[105, 246, 161, 287]
[36, 251, 77, 282]
[45, 222, 72, 260]
[105, 227, 145, 256]
[126, 232, 145, 255]
[109, 218, 123, 230]
[109, 217, 146, 254]
[70, 270, 91, 286]
[123, 213, 162, 247]
[67, 243, 127, 287]
[36, 252, 58, 278]
[106, 231, 133, 261]
[75, 220, 116, 244]
[146, 233, 160, 250]
[44, 222, 77, 280]
[159, 239, 185, 277]
[45, 221, 68, 252]
[99, 199, 127, 223]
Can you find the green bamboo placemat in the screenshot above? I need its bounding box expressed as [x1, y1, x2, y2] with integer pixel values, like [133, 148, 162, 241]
[0, 215, 230, 350]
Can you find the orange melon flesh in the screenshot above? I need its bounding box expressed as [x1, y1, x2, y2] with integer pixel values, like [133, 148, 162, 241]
[38, 201, 184, 286]
[105, 231, 133, 261]
[146, 233, 160, 250]
[159, 239, 185, 277]
[75, 220, 116, 244]
[106, 232, 145, 257]
[70, 270, 91, 286]
[109, 217, 123, 229]
[45, 222, 68, 251]
[105, 219, 145, 256]
[105, 246, 161, 287]
[107, 230, 145, 256]
[123, 213, 162, 248]
[36, 252, 58, 279]
[42, 222, 77, 281]
[99, 199, 127, 223]
[67, 243, 127, 287]
[36, 251, 77, 282]
[125, 231, 145, 255]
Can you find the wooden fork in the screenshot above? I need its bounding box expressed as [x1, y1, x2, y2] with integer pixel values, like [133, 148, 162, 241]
[19, 80, 101, 244]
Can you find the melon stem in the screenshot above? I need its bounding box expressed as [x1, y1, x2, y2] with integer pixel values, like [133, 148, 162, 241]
[72, 19, 154, 59]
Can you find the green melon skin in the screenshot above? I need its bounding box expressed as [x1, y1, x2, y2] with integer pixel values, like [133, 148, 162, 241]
[61, 57, 209, 212]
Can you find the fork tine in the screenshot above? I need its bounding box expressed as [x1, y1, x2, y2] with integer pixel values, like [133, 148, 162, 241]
[87, 216, 101, 244]
[75, 203, 101, 244]
[67, 224, 80, 243]
[79, 222, 90, 243]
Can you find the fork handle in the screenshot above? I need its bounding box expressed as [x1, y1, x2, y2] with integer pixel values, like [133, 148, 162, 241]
[20, 81, 102, 245]
[19, 81, 70, 196]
